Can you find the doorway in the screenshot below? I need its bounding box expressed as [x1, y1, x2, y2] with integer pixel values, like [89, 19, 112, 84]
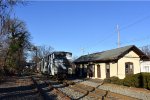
[87, 64, 95, 78]
[106, 63, 110, 78]
[125, 62, 134, 76]
[97, 65, 101, 78]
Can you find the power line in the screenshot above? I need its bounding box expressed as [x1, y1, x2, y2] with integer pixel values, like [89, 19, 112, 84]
[83, 15, 150, 54]
[121, 35, 150, 46]
[118, 15, 150, 46]
[120, 15, 150, 31]
[85, 31, 116, 49]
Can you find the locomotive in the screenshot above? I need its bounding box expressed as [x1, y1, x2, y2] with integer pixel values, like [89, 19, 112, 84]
[37, 51, 72, 79]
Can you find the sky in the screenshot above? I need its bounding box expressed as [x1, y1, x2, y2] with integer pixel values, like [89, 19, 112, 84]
[14, 1, 150, 57]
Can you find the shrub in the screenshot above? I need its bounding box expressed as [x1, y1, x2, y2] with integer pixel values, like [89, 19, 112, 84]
[104, 76, 123, 85]
[104, 78, 111, 83]
[110, 76, 119, 83]
[104, 73, 150, 90]
[123, 73, 141, 87]
[140, 73, 150, 89]
[116, 79, 124, 85]
[123, 73, 150, 89]
[148, 81, 150, 90]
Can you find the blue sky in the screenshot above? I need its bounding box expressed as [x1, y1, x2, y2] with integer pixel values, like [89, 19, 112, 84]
[14, 1, 150, 57]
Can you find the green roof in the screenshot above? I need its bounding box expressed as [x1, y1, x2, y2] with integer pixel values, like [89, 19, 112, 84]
[74, 45, 146, 63]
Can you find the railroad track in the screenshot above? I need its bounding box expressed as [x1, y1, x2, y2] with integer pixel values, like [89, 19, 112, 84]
[31, 75, 71, 100]
[67, 81, 139, 100]
[31, 75, 140, 100]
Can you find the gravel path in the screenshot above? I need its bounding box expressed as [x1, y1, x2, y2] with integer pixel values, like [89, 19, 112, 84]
[98, 84, 150, 100]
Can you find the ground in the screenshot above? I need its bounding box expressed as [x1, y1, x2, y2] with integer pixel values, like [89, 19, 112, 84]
[0, 76, 43, 100]
[0, 75, 150, 100]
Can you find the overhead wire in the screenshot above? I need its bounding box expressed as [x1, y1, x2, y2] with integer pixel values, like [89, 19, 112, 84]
[83, 15, 150, 54]
[114, 15, 150, 46]
[83, 32, 116, 54]
[120, 15, 150, 31]
[121, 35, 150, 45]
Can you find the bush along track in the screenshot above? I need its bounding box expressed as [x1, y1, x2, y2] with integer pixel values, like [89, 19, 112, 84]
[124, 73, 150, 89]
[104, 73, 150, 89]
[102, 73, 150, 100]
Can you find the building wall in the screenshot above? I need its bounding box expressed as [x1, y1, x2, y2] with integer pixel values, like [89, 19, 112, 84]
[93, 63, 117, 79]
[118, 50, 140, 79]
[140, 61, 150, 72]
[109, 62, 118, 77]
[94, 64, 97, 78]
[95, 63, 106, 79]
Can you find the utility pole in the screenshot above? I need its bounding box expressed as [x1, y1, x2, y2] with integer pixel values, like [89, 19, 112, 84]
[116, 24, 120, 48]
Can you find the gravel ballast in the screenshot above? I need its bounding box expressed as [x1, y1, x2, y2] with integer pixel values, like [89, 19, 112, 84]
[58, 87, 85, 99]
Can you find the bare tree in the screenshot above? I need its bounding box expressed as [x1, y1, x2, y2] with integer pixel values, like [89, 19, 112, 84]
[31, 45, 54, 63]
[0, 0, 23, 35]
[141, 45, 150, 58]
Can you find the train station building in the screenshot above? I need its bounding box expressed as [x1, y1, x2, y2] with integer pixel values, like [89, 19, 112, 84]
[74, 45, 149, 79]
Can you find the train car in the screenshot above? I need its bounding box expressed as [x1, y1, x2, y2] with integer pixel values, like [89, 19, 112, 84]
[39, 51, 72, 79]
